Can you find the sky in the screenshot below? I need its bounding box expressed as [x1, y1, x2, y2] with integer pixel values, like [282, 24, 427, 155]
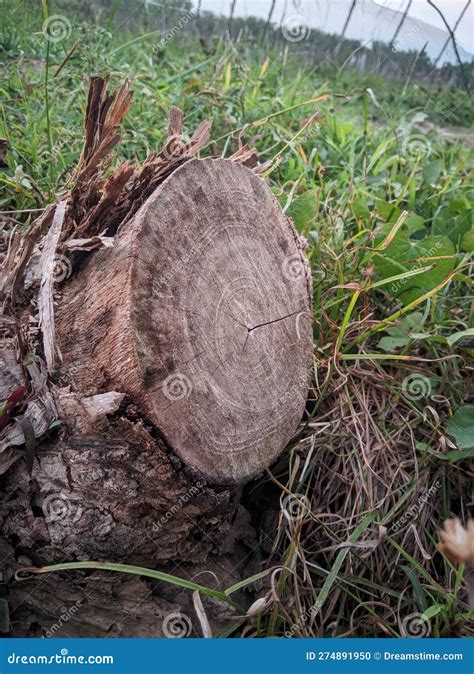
[194, 0, 473, 58]
[373, 0, 473, 51]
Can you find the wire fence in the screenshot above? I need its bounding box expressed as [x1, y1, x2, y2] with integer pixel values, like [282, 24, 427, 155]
[145, 0, 472, 89]
[17, 0, 474, 90]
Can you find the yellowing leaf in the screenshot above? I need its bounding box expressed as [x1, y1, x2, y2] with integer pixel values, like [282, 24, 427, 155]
[224, 61, 232, 89]
[259, 57, 270, 79]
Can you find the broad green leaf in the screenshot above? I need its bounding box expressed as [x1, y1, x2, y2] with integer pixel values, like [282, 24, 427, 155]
[422, 160, 443, 184]
[443, 448, 474, 462]
[416, 443, 474, 462]
[375, 200, 424, 235]
[378, 315, 437, 350]
[383, 313, 425, 337]
[287, 189, 317, 231]
[446, 406, 474, 450]
[378, 335, 410, 352]
[353, 198, 370, 222]
[373, 233, 455, 305]
[461, 228, 474, 253]
[433, 198, 472, 247]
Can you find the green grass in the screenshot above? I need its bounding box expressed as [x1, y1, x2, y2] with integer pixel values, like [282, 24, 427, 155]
[1, 1, 473, 638]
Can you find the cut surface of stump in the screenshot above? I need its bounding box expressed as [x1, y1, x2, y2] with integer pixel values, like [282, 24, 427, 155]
[57, 158, 313, 483]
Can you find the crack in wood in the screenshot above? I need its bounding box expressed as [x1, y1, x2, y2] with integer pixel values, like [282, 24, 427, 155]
[247, 308, 306, 333]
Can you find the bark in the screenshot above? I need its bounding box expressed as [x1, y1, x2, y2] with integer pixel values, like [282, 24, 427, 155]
[0, 383, 255, 637]
[2, 397, 237, 567]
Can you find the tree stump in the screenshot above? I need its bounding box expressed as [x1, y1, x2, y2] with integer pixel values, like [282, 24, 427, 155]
[1, 155, 312, 636]
[0, 80, 314, 635]
[56, 157, 313, 484]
